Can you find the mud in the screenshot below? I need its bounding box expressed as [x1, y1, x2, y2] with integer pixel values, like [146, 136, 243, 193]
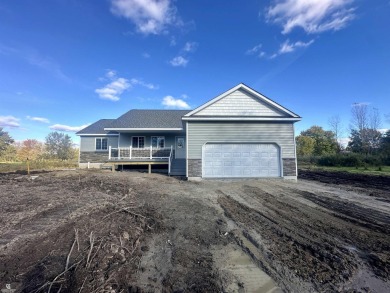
[0, 169, 389, 292]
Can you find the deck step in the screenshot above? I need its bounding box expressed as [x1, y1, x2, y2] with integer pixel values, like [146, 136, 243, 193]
[170, 159, 186, 176]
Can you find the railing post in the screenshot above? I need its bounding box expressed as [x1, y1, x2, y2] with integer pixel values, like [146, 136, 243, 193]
[109, 146, 111, 160]
[118, 147, 121, 160]
[130, 146, 132, 159]
[150, 146, 152, 159]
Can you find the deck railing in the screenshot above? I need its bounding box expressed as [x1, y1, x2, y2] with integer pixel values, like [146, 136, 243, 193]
[109, 146, 172, 161]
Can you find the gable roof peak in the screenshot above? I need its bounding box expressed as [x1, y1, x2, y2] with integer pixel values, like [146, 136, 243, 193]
[184, 83, 301, 119]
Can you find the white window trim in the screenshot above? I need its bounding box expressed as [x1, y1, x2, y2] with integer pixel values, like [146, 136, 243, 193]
[151, 136, 165, 149]
[131, 136, 145, 148]
[95, 137, 108, 151]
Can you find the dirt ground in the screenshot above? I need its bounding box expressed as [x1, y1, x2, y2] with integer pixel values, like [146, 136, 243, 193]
[0, 169, 389, 293]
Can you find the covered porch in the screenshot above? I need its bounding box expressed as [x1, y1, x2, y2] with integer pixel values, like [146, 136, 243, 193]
[106, 141, 185, 175]
[109, 132, 186, 175]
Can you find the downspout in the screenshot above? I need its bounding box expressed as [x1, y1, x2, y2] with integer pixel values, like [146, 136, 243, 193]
[293, 123, 298, 179]
[78, 136, 81, 168]
[186, 121, 189, 178]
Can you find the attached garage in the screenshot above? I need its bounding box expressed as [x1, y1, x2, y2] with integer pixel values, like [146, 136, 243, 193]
[202, 143, 281, 178]
[183, 83, 301, 180]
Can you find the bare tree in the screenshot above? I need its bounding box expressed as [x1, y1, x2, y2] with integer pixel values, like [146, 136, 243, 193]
[369, 107, 381, 130]
[350, 103, 369, 132]
[349, 103, 382, 154]
[328, 115, 343, 150]
[385, 113, 390, 123]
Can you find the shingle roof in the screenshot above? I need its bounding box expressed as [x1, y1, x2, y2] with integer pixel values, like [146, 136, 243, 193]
[106, 110, 191, 129]
[76, 119, 117, 135]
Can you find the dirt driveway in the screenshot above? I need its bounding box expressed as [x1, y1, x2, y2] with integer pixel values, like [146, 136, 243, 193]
[0, 169, 389, 293]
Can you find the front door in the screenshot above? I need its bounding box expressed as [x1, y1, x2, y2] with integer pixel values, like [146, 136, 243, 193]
[175, 137, 186, 158]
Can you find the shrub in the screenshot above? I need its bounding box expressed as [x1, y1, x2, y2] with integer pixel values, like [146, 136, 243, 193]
[317, 154, 363, 167]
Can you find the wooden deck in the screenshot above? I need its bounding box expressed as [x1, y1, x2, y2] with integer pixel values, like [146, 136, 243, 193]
[106, 146, 173, 174]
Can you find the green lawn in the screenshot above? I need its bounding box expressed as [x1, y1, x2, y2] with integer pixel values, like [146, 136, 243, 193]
[299, 164, 390, 176]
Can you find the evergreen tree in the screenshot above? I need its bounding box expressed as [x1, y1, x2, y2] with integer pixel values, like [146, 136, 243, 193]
[0, 127, 14, 157]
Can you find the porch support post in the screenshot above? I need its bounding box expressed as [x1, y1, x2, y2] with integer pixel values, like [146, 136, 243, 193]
[118, 147, 121, 160]
[108, 146, 111, 160]
[150, 146, 152, 159]
[148, 164, 151, 174]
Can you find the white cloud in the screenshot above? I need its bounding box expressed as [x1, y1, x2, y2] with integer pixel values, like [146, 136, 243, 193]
[278, 39, 314, 54]
[95, 77, 130, 101]
[170, 36, 177, 46]
[268, 39, 314, 58]
[339, 137, 350, 148]
[246, 44, 267, 58]
[142, 52, 151, 58]
[106, 70, 117, 78]
[27, 54, 70, 82]
[170, 56, 188, 67]
[0, 115, 20, 128]
[183, 42, 198, 52]
[162, 96, 190, 109]
[266, 0, 355, 34]
[246, 44, 262, 55]
[95, 71, 157, 101]
[110, 0, 180, 35]
[49, 123, 90, 132]
[130, 78, 158, 90]
[252, 39, 314, 59]
[26, 116, 50, 123]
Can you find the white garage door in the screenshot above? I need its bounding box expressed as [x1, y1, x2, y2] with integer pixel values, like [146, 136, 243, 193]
[202, 143, 280, 178]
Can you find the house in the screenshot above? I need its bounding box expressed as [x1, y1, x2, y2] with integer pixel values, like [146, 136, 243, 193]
[76, 83, 301, 180]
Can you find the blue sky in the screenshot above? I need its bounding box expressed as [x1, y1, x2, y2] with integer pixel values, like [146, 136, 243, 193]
[1, 0, 389, 145]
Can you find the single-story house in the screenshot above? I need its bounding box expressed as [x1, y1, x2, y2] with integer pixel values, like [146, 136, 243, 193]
[76, 83, 301, 180]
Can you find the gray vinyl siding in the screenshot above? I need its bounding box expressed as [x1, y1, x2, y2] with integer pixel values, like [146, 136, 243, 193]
[79, 136, 118, 152]
[187, 122, 295, 159]
[119, 133, 180, 149]
[194, 89, 286, 117]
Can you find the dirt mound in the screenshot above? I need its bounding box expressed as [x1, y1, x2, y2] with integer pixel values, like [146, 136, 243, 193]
[298, 169, 390, 199]
[1, 199, 160, 292]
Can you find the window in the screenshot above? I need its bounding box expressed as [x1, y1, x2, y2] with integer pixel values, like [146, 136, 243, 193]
[151, 136, 165, 148]
[177, 137, 184, 149]
[132, 136, 145, 148]
[96, 138, 108, 150]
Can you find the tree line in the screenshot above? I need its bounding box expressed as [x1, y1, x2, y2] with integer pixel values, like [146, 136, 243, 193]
[296, 104, 390, 166]
[0, 129, 77, 162]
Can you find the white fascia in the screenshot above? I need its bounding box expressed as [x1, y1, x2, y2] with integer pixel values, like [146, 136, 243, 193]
[181, 117, 302, 122]
[76, 133, 119, 136]
[104, 128, 183, 131]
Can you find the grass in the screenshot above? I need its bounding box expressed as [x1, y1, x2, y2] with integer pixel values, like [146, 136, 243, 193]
[0, 160, 78, 173]
[299, 164, 390, 176]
